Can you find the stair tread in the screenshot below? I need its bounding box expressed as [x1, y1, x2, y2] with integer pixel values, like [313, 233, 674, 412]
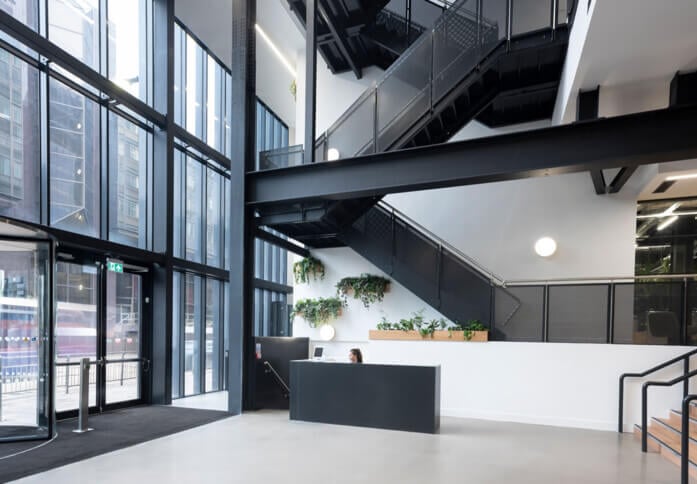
[637, 424, 697, 463]
[647, 422, 697, 455]
[655, 417, 697, 440]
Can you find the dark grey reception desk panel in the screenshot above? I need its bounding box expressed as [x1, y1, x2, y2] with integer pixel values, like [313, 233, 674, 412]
[289, 361, 440, 433]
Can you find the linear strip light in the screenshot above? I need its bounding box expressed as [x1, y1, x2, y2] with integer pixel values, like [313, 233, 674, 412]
[666, 173, 697, 181]
[657, 215, 678, 231]
[255, 24, 297, 78]
[637, 211, 697, 219]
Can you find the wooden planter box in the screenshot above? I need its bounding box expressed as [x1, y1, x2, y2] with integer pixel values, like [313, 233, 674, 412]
[368, 330, 488, 342]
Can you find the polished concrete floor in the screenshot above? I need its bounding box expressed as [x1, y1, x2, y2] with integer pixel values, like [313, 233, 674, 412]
[10, 411, 692, 484]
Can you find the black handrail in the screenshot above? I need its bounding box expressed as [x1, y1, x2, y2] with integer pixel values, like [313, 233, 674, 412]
[641, 367, 697, 452]
[681, 394, 697, 484]
[263, 361, 290, 398]
[618, 348, 697, 433]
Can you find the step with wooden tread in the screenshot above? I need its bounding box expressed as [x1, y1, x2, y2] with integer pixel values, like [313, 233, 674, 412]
[634, 424, 697, 479]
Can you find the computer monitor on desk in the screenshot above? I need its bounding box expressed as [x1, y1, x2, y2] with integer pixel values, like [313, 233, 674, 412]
[313, 346, 323, 360]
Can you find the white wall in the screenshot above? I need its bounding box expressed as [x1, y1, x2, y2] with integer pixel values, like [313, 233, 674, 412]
[384, 119, 648, 281]
[295, 51, 383, 144]
[292, 248, 694, 432]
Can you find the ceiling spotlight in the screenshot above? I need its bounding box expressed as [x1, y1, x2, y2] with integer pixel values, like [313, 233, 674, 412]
[534, 237, 557, 257]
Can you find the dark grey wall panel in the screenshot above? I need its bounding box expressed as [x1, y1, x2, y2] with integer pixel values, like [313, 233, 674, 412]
[290, 360, 440, 433]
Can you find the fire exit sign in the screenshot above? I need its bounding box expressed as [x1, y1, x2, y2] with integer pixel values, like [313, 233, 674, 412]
[107, 260, 123, 273]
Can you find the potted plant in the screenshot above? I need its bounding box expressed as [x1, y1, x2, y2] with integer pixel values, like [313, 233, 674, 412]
[335, 274, 390, 308]
[293, 256, 325, 284]
[369, 312, 489, 342]
[292, 297, 344, 328]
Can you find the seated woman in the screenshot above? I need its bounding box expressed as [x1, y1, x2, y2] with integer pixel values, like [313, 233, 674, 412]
[349, 348, 363, 363]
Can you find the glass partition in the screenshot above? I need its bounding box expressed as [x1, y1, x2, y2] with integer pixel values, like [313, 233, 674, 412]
[613, 282, 683, 345]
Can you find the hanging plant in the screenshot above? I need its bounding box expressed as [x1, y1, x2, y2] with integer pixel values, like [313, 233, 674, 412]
[293, 256, 325, 284]
[335, 273, 390, 308]
[292, 297, 344, 328]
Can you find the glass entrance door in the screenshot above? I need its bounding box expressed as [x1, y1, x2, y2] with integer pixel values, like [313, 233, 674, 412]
[104, 270, 143, 406]
[55, 257, 147, 417]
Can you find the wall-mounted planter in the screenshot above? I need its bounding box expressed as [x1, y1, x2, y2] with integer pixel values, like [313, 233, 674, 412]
[368, 330, 488, 342]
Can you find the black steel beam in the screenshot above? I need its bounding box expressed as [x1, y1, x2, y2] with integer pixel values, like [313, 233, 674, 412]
[253, 278, 294, 294]
[304, 0, 317, 165]
[608, 167, 637, 194]
[248, 104, 697, 205]
[317, 3, 362, 79]
[229, 0, 256, 415]
[590, 170, 607, 195]
[254, 229, 310, 257]
[173, 125, 231, 170]
[0, 9, 166, 128]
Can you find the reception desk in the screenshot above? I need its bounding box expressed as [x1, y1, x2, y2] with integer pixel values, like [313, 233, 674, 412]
[289, 360, 440, 433]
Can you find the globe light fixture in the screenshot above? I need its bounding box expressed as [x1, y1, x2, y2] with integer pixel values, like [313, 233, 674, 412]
[534, 237, 557, 257]
[327, 148, 340, 161]
[319, 324, 336, 341]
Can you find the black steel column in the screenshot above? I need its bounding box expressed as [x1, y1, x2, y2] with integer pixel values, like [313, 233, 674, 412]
[229, 0, 256, 414]
[304, 0, 317, 165]
[150, 0, 174, 404]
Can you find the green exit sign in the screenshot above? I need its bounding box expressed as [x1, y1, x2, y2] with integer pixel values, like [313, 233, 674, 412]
[107, 261, 123, 273]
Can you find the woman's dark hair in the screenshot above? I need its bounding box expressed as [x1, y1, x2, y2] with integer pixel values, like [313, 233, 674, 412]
[350, 348, 363, 363]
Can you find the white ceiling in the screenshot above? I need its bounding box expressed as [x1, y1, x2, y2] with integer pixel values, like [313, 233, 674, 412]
[576, 0, 697, 89]
[174, 0, 304, 69]
[638, 159, 697, 201]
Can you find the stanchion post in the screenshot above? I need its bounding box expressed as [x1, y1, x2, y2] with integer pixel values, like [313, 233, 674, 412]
[73, 357, 93, 433]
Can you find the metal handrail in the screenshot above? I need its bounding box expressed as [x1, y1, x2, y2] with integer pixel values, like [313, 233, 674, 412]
[377, 200, 505, 285]
[375, 200, 522, 325]
[263, 361, 290, 397]
[681, 394, 697, 484]
[619, 348, 697, 433]
[640, 367, 697, 452]
[506, 274, 697, 285]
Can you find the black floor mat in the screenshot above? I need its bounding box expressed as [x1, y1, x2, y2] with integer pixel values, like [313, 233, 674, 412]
[0, 405, 230, 483]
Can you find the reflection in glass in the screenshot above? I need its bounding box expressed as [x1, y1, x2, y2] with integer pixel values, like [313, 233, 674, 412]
[105, 271, 141, 404]
[0, 1, 39, 52]
[184, 273, 202, 396]
[206, 279, 221, 392]
[108, 0, 147, 101]
[206, 168, 221, 267]
[0, 49, 40, 223]
[0, 241, 51, 440]
[108, 113, 149, 248]
[185, 34, 203, 138]
[48, 0, 100, 71]
[49, 79, 100, 237]
[206, 56, 223, 152]
[185, 157, 203, 263]
[55, 262, 97, 412]
[172, 272, 181, 398]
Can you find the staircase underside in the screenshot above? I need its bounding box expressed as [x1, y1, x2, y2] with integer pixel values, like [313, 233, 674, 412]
[288, 0, 418, 76]
[259, 27, 570, 248]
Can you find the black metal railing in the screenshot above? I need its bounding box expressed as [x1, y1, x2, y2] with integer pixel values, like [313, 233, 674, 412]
[640, 369, 697, 453]
[681, 394, 697, 484]
[495, 275, 697, 344]
[263, 361, 290, 398]
[258, 0, 576, 170]
[618, 348, 697, 434]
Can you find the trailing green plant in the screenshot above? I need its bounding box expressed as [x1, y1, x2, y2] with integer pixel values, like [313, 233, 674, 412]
[293, 256, 325, 284]
[460, 319, 488, 340]
[336, 274, 390, 308]
[376, 316, 394, 330]
[377, 310, 447, 338]
[292, 297, 344, 328]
